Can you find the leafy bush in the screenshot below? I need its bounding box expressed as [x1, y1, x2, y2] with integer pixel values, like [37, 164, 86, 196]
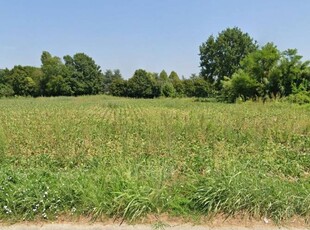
[221, 70, 258, 102]
[0, 84, 14, 97]
[161, 82, 176, 97]
[287, 91, 310, 104]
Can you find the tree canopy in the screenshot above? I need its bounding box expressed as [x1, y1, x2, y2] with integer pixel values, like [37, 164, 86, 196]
[127, 69, 160, 98]
[0, 27, 309, 103]
[199, 27, 257, 89]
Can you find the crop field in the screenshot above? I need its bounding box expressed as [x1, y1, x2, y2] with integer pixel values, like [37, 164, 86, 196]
[0, 95, 309, 223]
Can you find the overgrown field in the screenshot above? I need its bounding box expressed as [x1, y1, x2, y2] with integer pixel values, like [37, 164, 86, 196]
[0, 96, 309, 223]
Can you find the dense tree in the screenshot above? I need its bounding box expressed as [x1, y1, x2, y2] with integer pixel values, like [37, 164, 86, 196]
[183, 75, 210, 98]
[221, 43, 310, 102]
[159, 70, 169, 82]
[0, 84, 14, 97]
[0, 69, 13, 97]
[278, 49, 310, 96]
[64, 53, 103, 95]
[161, 81, 176, 97]
[0, 32, 308, 103]
[46, 75, 72, 96]
[200, 27, 257, 89]
[242, 43, 280, 83]
[191, 77, 210, 98]
[155, 70, 176, 97]
[222, 70, 259, 102]
[41, 51, 70, 96]
[169, 71, 184, 96]
[127, 69, 160, 98]
[102, 69, 123, 94]
[0, 69, 6, 84]
[109, 78, 128, 97]
[3, 66, 43, 96]
[241, 43, 281, 98]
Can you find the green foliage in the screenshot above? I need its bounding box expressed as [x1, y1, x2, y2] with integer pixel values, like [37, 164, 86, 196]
[156, 70, 176, 97]
[102, 69, 123, 94]
[278, 49, 310, 96]
[161, 81, 176, 97]
[0, 84, 14, 97]
[109, 78, 128, 97]
[200, 27, 257, 89]
[221, 70, 259, 102]
[64, 53, 103, 95]
[0, 96, 309, 222]
[38, 51, 106, 96]
[0, 27, 309, 104]
[183, 79, 195, 97]
[3, 66, 42, 96]
[0, 69, 7, 84]
[46, 75, 72, 96]
[41, 51, 70, 96]
[183, 76, 210, 98]
[220, 42, 310, 103]
[191, 77, 210, 98]
[159, 70, 169, 82]
[127, 69, 160, 98]
[287, 91, 310, 105]
[242, 43, 280, 83]
[169, 71, 184, 96]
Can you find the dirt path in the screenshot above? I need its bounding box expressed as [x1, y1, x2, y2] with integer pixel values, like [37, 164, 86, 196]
[0, 223, 308, 230]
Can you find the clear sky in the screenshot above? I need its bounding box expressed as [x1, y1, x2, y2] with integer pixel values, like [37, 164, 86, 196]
[0, 0, 309, 78]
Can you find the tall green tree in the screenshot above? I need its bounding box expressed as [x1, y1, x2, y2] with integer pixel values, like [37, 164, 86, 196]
[156, 70, 176, 97]
[161, 81, 176, 97]
[183, 75, 210, 98]
[278, 49, 310, 96]
[221, 44, 310, 102]
[241, 43, 281, 97]
[4, 66, 42, 96]
[127, 69, 160, 98]
[199, 27, 257, 89]
[242, 43, 280, 83]
[0, 69, 14, 97]
[0, 69, 6, 84]
[222, 70, 259, 102]
[169, 71, 184, 96]
[64, 53, 103, 95]
[102, 69, 123, 94]
[159, 70, 169, 82]
[41, 51, 71, 96]
[109, 78, 128, 97]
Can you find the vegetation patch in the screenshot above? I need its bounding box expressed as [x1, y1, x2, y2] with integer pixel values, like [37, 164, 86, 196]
[0, 96, 309, 223]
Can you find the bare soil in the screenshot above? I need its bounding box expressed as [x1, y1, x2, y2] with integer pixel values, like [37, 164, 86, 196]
[0, 215, 308, 230]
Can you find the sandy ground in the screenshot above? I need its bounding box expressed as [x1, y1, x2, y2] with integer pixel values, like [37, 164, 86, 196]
[0, 223, 309, 230]
[1, 216, 308, 230]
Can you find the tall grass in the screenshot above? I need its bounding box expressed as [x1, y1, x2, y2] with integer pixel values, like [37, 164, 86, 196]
[0, 95, 309, 222]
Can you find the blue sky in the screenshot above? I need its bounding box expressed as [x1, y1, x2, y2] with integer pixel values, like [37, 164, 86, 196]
[0, 0, 309, 78]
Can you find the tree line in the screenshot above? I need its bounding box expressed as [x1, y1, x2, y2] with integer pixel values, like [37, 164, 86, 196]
[1, 27, 309, 103]
[199, 27, 310, 103]
[0, 52, 209, 98]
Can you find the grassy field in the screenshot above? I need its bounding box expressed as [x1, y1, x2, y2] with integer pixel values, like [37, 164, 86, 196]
[0, 95, 309, 223]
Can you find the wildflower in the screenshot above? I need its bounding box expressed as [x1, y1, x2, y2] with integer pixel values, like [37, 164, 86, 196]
[3, 205, 12, 214]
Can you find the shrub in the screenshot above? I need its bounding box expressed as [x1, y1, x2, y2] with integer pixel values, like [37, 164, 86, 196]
[221, 70, 259, 102]
[0, 84, 14, 97]
[287, 91, 310, 104]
